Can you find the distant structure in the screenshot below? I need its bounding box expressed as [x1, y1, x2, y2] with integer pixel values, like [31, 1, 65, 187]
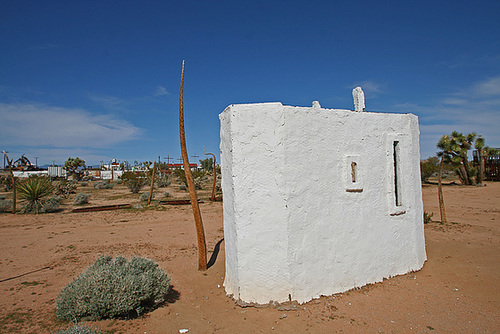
[219, 87, 426, 304]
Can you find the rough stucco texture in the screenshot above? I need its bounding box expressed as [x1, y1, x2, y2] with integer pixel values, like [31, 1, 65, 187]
[219, 102, 426, 304]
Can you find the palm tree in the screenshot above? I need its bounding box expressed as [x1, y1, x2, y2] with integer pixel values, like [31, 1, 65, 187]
[16, 176, 54, 214]
[179, 60, 207, 271]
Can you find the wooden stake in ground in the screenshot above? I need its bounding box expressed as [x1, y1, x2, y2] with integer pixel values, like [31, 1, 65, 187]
[179, 60, 208, 271]
[147, 161, 157, 205]
[2, 151, 16, 214]
[437, 154, 447, 223]
[204, 148, 217, 202]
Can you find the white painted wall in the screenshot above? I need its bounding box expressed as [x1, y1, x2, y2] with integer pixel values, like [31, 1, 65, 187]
[220, 102, 426, 304]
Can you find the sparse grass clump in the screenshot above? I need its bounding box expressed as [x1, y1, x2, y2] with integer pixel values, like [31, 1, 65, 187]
[424, 211, 434, 224]
[56, 255, 170, 321]
[55, 324, 102, 334]
[74, 193, 90, 205]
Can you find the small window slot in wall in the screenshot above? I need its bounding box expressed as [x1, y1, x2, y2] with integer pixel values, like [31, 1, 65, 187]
[393, 141, 402, 206]
[351, 161, 357, 183]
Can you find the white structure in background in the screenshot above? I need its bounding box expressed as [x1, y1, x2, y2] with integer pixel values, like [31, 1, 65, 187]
[100, 170, 123, 180]
[48, 166, 67, 178]
[219, 87, 426, 304]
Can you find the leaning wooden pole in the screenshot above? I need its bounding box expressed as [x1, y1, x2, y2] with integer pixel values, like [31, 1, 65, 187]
[204, 148, 217, 202]
[437, 155, 447, 223]
[2, 151, 16, 214]
[179, 60, 207, 271]
[147, 161, 157, 205]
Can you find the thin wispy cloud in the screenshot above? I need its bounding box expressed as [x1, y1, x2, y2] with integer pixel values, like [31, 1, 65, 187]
[89, 94, 128, 110]
[351, 81, 385, 97]
[411, 75, 500, 158]
[0, 103, 142, 148]
[470, 76, 500, 96]
[154, 85, 170, 96]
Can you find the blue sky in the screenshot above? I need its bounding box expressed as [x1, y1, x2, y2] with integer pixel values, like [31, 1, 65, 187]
[1, 0, 499, 167]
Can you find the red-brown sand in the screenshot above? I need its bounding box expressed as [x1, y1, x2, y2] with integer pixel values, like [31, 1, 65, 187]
[0, 180, 498, 333]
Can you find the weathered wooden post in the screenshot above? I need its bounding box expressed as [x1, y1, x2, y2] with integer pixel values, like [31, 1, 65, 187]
[437, 155, 447, 223]
[2, 151, 16, 214]
[179, 60, 207, 271]
[203, 148, 217, 202]
[147, 161, 157, 205]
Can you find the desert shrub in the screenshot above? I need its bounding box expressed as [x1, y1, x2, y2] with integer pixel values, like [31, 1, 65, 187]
[163, 191, 171, 198]
[54, 180, 77, 198]
[121, 172, 147, 193]
[94, 180, 113, 189]
[56, 255, 170, 321]
[179, 185, 187, 191]
[74, 193, 90, 205]
[1, 175, 13, 191]
[140, 192, 154, 202]
[54, 324, 102, 334]
[41, 196, 61, 213]
[80, 181, 88, 187]
[22, 196, 61, 214]
[50, 195, 63, 204]
[0, 198, 12, 212]
[17, 176, 54, 214]
[194, 177, 203, 190]
[115, 179, 122, 185]
[155, 173, 170, 188]
[173, 169, 204, 187]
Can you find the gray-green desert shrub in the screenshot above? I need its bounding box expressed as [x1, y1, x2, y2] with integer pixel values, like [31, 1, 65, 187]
[56, 255, 171, 321]
[54, 324, 102, 334]
[94, 180, 113, 189]
[163, 191, 171, 198]
[121, 172, 147, 193]
[54, 180, 77, 198]
[41, 196, 61, 213]
[80, 181, 88, 187]
[74, 193, 90, 205]
[0, 198, 12, 212]
[140, 192, 154, 202]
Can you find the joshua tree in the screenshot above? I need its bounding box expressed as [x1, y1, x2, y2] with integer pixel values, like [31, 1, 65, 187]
[179, 60, 207, 271]
[474, 136, 497, 186]
[64, 157, 86, 179]
[437, 132, 476, 185]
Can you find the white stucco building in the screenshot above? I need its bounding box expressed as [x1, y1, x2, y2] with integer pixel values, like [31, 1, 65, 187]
[219, 88, 426, 304]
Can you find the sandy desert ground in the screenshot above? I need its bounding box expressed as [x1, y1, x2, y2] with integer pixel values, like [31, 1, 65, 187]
[0, 178, 498, 333]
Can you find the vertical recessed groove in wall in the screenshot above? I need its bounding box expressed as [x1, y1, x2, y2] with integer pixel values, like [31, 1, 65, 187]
[393, 141, 401, 206]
